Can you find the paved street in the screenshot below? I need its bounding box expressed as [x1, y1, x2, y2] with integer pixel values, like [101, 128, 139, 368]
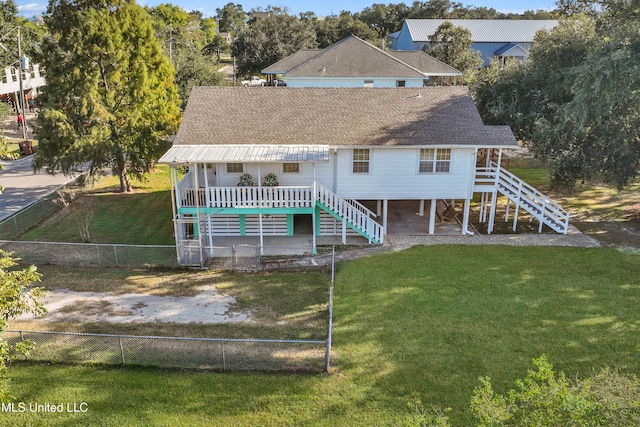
[0, 111, 82, 221]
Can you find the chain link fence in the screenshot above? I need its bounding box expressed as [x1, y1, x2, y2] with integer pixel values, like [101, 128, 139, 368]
[3, 330, 328, 372]
[0, 240, 177, 268]
[204, 245, 261, 271]
[0, 192, 61, 240]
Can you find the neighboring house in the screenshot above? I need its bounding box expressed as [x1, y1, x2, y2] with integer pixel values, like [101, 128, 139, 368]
[0, 63, 46, 101]
[389, 19, 558, 66]
[159, 86, 569, 266]
[217, 32, 233, 45]
[262, 35, 462, 87]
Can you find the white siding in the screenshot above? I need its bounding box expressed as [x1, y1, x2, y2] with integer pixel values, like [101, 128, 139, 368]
[211, 160, 334, 189]
[334, 147, 476, 200]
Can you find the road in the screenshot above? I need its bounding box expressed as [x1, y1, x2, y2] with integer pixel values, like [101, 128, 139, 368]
[0, 111, 82, 221]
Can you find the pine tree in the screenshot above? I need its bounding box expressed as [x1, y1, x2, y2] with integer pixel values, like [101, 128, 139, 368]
[33, 0, 181, 192]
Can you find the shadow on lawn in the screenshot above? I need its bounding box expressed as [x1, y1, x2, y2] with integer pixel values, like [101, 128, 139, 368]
[331, 245, 640, 424]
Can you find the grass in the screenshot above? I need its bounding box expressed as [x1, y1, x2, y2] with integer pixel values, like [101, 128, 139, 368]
[10, 266, 331, 340]
[18, 166, 175, 245]
[3, 245, 639, 426]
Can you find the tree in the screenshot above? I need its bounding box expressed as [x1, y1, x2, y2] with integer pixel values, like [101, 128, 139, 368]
[471, 355, 640, 426]
[172, 48, 226, 108]
[33, 0, 181, 193]
[0, 250, 45, 400]
[231, 12, 317, 77]
[358, 3, 410, 39]
[471, 12, 639, 189]
[202, 33, 230, 63]
[423, 21, 483, 82]
[403, 355, 640, 426]
[216, 2, 245, 35]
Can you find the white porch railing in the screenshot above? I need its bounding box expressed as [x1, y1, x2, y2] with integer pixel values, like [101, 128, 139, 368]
[475, 164, 570, 234]
[179, 186, 314, 209]
[177, 183, 383, 244]
[316, 184, 384, 244]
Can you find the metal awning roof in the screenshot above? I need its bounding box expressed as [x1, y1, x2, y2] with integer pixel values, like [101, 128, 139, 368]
[158, 144, 330, 165]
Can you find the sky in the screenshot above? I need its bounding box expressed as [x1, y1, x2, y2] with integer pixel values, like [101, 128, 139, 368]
[16, 0, 558, 19]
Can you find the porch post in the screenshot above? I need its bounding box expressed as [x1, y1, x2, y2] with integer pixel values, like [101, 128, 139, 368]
[194, 163, 204, 267]
[382, 199, 388, 232]
[203, 163, 214, 255]
[429, 199, 436, 234]
[258, 165, 264, 256]
[312, 181, 317, 254]
[462, 198, 471, 235]
[170, 167, 181, 263]
[377, 200, 382, 217]
[419, 200, 425, 217]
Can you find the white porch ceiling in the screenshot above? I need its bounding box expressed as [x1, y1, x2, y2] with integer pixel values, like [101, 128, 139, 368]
[159, 144, 331, 165]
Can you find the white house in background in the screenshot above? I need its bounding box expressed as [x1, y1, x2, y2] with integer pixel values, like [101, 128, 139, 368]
[159, 86, 570, 266]
[0, 63, 46, 99]
[262, 35, 462, 87]
[389, 19, 558, 66]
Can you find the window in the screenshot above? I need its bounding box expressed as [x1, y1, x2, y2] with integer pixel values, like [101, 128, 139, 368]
[363, 80, 374, 88]
[226, 163, 243, 174]
[352, 149, 370, 173]
[396, 80, 406, 87]
[419, 148, 451, 173]
[283, 163, 299, 173]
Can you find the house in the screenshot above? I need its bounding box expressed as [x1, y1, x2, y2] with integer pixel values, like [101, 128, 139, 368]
[262, 35, 462, 87]
[159, 86, 570, 266]
[389, 19, 558, 66]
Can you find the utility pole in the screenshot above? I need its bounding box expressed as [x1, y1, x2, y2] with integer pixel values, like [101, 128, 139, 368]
[17, 26, 28, 143]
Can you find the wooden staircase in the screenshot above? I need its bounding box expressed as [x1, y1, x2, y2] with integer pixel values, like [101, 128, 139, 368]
[315, 183, 384, 244]
[475, 163, 569, 234]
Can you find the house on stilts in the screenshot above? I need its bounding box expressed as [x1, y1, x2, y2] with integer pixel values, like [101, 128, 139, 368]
[159, 86, 569, 266]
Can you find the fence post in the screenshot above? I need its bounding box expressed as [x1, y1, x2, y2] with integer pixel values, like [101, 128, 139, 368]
[96, 245, 101, 267]
[232, 245, 236, 271]
[119, 336, 125, 365]
[13, 216, 18, 237]
[221, 341, 226, 371]
[324, 246, 335, 372]
[45, 242, 50, 263]
[114, 245, 119, 267]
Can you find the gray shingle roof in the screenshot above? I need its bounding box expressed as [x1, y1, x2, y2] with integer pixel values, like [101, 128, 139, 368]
[262, 35, 462, 77]
[284, 35, 426, 78]
[388, 51, 461, 76]
[262, 49, 322, 74]
[172, 86, 517, 148]
[406, 19, 558, 43]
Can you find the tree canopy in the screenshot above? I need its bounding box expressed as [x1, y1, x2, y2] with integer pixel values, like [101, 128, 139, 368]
[231, 11, 317, 77]
[472, 2, 640, 189]
[33, 0, 181, 192]
[0, 250, 45, 400]
[423, 21, 483, 82]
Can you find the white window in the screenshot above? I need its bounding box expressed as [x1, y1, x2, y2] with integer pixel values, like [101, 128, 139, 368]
[396, 80, 406, 87]
[352, 149, 370, 173]
[283, 163, 299, 173]
[226, 163, 243, 174]
[419, 148, 451, 173]
[364, 80, 374, 88]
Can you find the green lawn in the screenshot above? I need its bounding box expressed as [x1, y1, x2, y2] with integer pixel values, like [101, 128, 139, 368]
[19, 166, 175, 245]
[2, 245, 639, 426]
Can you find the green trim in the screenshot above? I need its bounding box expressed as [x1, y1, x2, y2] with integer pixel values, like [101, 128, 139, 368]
[287, 214, 294, 236]
[239, 214, 246, 236]
[314, 205, 321, 235]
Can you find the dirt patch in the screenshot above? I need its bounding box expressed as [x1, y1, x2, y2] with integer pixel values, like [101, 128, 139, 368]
[19, 285, 251, 324]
